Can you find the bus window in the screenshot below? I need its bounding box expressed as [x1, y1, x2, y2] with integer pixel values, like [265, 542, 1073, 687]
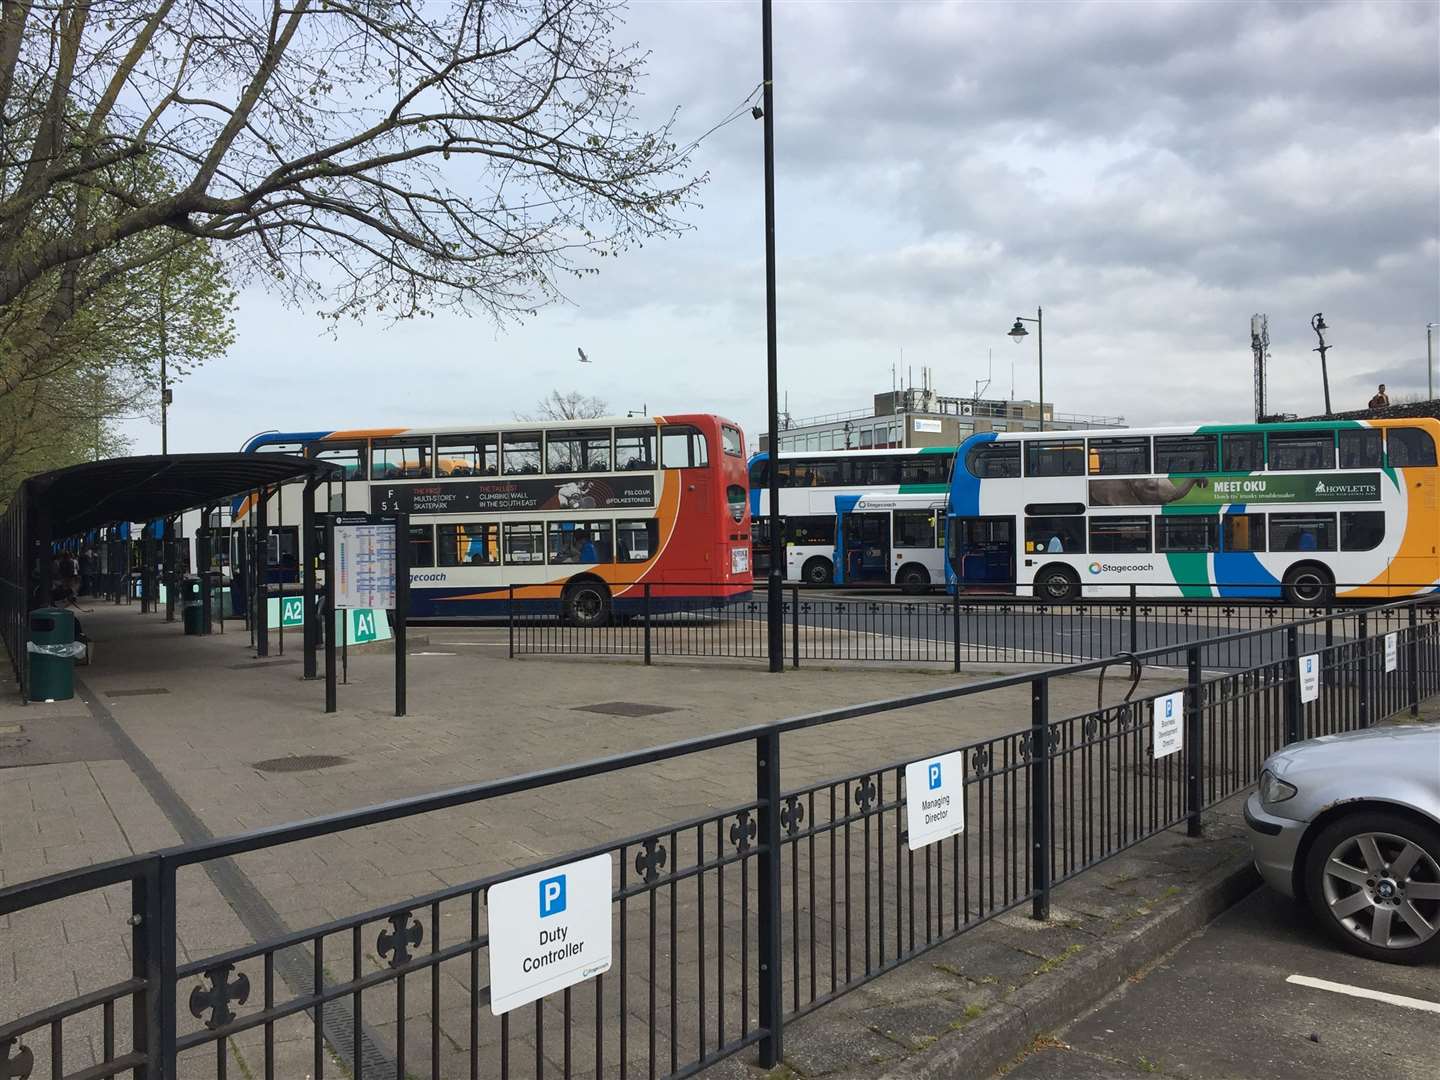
[436, 434, 498, 477]
[1340, 511, 1385, 552]
[894, 510, 938, 548]
[371, 438, 432, 480]
[1024, 515, 1084, 554]
[1089, 516, 1151, 553]
[1222, 513, 1266, 552]
[965, 442, 1020, 478]
[1156, 515, 1219, 552]
[1387, 427, 1437, 468]
[1154, 435, 1217, 474]
[1268, 431, 1334, 471]
[1025, 441, 1084, 478]
[548, 521, 613, 564]
[1270, 513, 1336, 552]
[502, 522, 546, 563]
[438, 523, 499, 566]
[1221, 433, 1264, 473]
[900, 457, 949, 484]
[848, 456, 903, 484]
[749, 457, 769, 487]
[309, 441, 367, 480]
[787, 516, 836, 545]
[1338, 429, 1383, 469]
[409, 524, 434, 568]
[1088, 436, 1150, 475]
[502, 432, 543, 475]
[615, 427, 658, 471]
[616, 519, 659, 562]
[661, 426, 709, 468]
[722, 426, 744, 457]
[547, 429, 612, 474]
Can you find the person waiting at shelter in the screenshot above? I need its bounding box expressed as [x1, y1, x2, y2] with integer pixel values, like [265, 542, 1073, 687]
[1368, 384, 1390, 409]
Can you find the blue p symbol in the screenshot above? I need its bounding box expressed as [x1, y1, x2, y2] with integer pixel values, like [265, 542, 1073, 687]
[928, 762, 942, 790]
[539, 875, 566, 918]
[1165, 698, 1173, 718]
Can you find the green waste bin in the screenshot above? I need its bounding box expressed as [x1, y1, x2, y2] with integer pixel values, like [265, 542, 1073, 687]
[28, 607, 76, 701]
[182, 576, 204, 635]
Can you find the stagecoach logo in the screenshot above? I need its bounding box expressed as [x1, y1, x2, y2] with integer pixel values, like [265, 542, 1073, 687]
[1088, 562, 1157, 575]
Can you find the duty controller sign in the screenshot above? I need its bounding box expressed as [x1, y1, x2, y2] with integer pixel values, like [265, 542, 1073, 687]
[488, 853, 613, 1015]
[904, 750, 966, 851]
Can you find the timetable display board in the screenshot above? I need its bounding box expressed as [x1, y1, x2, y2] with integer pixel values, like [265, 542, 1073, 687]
[333, 521, 397, 610]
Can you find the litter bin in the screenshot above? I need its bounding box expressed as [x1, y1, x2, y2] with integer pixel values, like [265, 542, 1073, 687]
[181, 576, 204, 635]
[28, 607, 78, 701]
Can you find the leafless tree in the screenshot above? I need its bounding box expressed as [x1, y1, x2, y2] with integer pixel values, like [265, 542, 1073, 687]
[521, 388, 609, 421]
[0, 0, 704, 328]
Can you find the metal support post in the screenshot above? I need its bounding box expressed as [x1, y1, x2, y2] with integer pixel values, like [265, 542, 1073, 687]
[507, 585, 515, 659]
[643, 584, 652, 666]
[254, 488, 269, 657]
[302, 480, 319, 679]
[1408, 604, 1420, 715]
[1185, 645, 1204, 838]
[790, 584, 800, 669]
[1357, 612, 1371, 728]
[141, 530, 157, 615]
[1284, 625, 1301, 744]
[952, 590, 961, 673]
[761, 0, 783, 674]
[1030, 676, 1051, 921]
[394, 512, 409, 718]
[1129, 584, 1138, 652]
[162, 521, 176, 623]
[755, 728, 784, 1066]
[324, 516, 337, 713]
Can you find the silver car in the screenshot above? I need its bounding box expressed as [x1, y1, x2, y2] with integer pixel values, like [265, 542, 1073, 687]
[1245, 723, 1440, 964]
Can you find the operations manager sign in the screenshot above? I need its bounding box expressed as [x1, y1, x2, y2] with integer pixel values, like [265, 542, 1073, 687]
[373, 476, 656, 515]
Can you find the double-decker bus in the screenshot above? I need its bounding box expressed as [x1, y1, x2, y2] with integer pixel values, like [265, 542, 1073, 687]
[237, 414, 752, 623]
[748, 447, 953, 591]
[946, 419, 1440, 602]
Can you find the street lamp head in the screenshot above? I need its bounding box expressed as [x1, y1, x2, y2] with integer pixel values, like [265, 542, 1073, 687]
[1008, 319, 1029, 342]
[1311, 313, 1328, 333]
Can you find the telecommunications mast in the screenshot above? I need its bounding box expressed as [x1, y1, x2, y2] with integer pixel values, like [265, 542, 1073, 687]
[1251, 314, 1270, 421]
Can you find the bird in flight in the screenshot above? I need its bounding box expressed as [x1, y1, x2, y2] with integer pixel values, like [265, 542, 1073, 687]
[577, 347, 591, 363]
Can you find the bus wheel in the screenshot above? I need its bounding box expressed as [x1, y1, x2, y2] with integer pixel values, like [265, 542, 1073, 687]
[1283, 564, 1333, 606]
[802, 557, 834, 586]
[897, 563, 931, 595]
[1035, 565, 1079, 603]
[563, 579, 612, 627]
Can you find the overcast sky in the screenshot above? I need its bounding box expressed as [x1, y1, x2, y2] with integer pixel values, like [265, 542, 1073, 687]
[131, 0, 1440, 455]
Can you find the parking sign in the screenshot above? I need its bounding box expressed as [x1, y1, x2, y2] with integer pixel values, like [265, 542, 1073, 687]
[488, 854, 612, 1015]
[1298, 654, 1320, 703]
[904, 750, 966, 851]
[1152, 690, 1184, 759]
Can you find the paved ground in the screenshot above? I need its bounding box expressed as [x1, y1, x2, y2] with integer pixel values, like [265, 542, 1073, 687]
[996, 887, 1440, 1079]
[1, 601, 1188, 1079]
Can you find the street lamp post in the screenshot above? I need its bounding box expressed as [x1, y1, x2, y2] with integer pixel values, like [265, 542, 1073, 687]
[761, 0, 783, 675]
[1427, 323, 1438, 400]
[1007, 307, 1044, 431]
[1311, 313, 1332, 417]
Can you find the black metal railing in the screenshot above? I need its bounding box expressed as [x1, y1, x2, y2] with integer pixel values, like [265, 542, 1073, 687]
[3, 594, 1438, 1080]
[508, 580, 1425, 672]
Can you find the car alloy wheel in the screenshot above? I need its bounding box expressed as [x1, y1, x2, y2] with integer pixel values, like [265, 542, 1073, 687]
[1320, 829, 1440, 951]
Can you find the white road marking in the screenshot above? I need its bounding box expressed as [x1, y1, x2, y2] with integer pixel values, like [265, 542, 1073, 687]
[434, 641, 509, 647]
[1286, 974, 1440, 1014]
[409, 651, 457, 657]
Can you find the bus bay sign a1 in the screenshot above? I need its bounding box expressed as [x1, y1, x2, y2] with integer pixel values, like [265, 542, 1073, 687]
[488, 854, 613, 1015]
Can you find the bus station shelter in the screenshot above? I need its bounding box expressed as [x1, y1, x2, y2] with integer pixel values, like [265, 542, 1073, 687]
[0, 453, 337, 698]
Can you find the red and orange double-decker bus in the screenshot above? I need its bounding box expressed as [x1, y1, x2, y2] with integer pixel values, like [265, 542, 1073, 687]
[238, 414, 752, 623]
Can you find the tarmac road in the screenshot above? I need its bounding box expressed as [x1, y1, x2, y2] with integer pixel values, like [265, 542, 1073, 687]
[997, 886, 1440, 1079]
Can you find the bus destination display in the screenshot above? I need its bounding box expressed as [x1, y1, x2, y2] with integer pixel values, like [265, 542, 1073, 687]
[372, 476, 656, 515]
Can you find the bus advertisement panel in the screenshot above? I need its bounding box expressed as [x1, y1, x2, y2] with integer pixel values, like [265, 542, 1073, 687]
[945, 420, 1440, 602]
[237, 414, 751, 623]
